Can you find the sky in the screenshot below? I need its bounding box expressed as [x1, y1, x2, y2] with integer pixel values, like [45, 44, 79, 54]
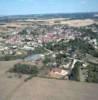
[0, 0, 98, 15]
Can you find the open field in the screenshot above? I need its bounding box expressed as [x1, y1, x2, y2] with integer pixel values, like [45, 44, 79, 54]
[60, 19, 94, 27]
[0, 18, 97, 33]
[22, 18, 96, 27]
[0, 61, 98, 100]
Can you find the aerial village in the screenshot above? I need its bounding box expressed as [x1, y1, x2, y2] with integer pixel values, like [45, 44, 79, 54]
[0, 19, 98, 82]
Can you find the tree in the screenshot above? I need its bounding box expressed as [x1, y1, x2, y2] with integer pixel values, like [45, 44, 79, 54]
[71, 62, 82, 81]
[10, 63, 39, 75]
[19, 29, 27, 35]
[87, 64, 98, 83]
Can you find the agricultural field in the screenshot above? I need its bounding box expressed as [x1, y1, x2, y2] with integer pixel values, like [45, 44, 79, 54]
[0, 61, 98, 100]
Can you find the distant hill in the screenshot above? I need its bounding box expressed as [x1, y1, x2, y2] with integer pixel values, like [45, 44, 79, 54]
[0, 12, 98, 22]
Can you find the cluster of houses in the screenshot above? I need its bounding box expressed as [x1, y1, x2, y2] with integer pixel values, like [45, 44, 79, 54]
[0, 23, 98, 81]
[0, 25, 82, 56]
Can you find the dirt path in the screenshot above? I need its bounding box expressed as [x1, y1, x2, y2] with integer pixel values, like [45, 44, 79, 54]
[5, 79, 25, 100]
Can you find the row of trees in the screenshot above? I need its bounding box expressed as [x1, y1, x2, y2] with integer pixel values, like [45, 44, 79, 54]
[0, 54, 26, 61]
[86, 63, 98, 83]
[70, 62, 82, 81]
[71, 61, 98, 83]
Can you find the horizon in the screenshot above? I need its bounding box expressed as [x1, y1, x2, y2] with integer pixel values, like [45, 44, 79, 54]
[1, 11, 98, 17]
[0, 0, 98, 16]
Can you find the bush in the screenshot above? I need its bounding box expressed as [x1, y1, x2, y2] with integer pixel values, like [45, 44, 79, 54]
[10, 63, 39, 75]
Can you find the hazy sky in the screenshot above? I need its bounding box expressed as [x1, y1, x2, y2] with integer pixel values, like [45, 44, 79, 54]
[0, 0, 98, 15]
